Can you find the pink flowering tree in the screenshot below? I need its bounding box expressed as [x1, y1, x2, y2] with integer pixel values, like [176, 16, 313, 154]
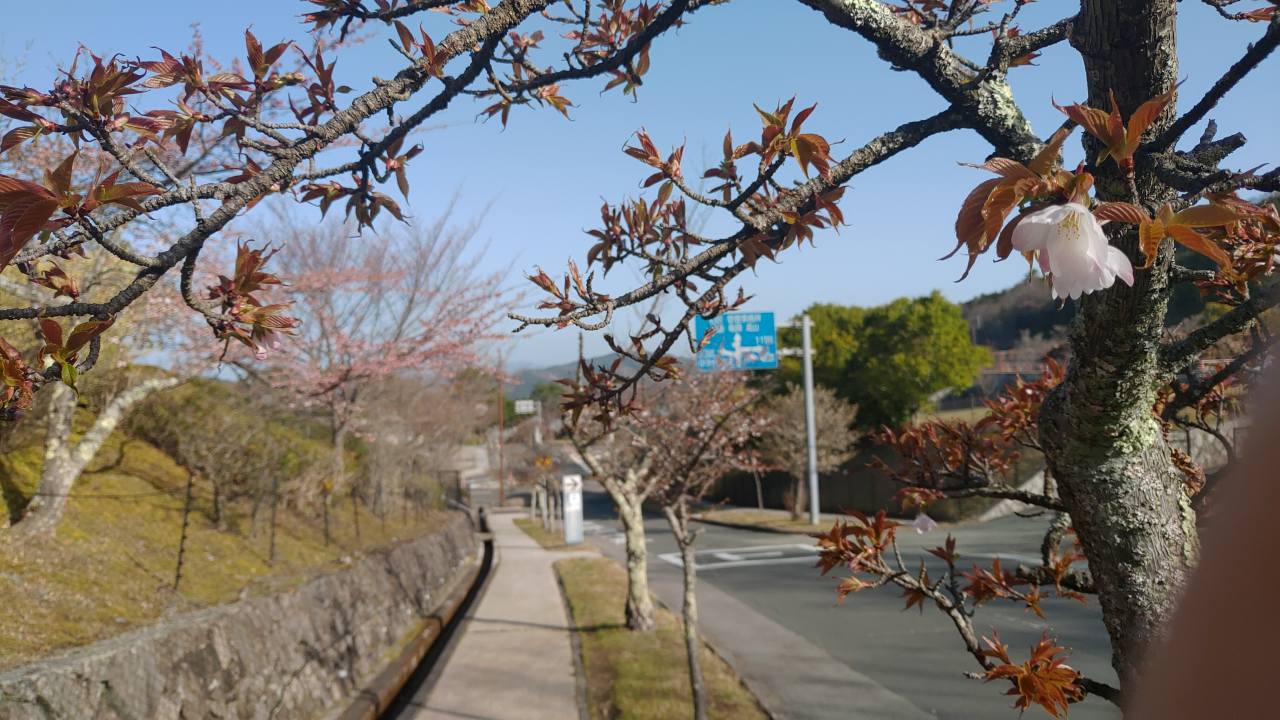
[0, 99, 239, 537]
[633, 369, 766, 719]
[254, 208, 508, 535]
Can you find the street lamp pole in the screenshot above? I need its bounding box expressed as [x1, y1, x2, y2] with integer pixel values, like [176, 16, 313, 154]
[800, 315, 820, 525]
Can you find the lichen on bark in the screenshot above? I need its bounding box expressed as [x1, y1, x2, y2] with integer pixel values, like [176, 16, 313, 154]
[1040, 0, 1199, 688]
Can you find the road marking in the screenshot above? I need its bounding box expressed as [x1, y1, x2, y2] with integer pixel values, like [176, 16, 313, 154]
[970, 553, 1048, 566]
[659, 543, 817, 571]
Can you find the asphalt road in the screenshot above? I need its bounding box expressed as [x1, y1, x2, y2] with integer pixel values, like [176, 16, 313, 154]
[577, 482, 1123, 720]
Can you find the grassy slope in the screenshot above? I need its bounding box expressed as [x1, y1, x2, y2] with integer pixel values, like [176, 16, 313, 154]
[555, 556, 767, 720]
[0, 422, 446, 670]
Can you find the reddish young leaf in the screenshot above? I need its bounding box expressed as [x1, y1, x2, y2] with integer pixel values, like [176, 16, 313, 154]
[1092, 201, 1151, 226]
[982, 634, 1084, 718]
[0, 175, 60, 269]
[1055, 87, 1176, 173]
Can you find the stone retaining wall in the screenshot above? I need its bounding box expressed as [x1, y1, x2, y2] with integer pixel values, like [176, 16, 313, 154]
[0, 512, 477, 720]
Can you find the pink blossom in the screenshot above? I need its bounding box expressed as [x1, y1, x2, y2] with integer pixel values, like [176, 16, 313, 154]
[1012, 202, 1134, 300]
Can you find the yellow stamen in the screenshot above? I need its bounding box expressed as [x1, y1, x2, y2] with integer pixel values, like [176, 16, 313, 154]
[1056, 210, 1081, 242]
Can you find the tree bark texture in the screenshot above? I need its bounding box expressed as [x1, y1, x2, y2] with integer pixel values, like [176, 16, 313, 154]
[601, 474, 657, 632]
[665, 501, 707, 720]
[618, 495, 657, 632]
[1040, 0, 1197, 689]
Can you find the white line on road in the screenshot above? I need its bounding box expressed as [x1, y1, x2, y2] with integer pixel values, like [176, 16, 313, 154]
[658, 543, 818, 570]
[969, 553, 1043, 566]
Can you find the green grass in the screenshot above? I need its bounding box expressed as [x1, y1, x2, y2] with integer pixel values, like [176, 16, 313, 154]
[696, 507, 832, 534]
[917, 405, 992, 424]
[0, 425, 448, 670]
[513, 516, 582, 551]
[554, 556, 768, 720]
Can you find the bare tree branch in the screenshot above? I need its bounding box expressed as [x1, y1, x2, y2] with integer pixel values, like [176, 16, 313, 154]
[1152, 13, 1280, 150]
[1159, 281, 1280, 375]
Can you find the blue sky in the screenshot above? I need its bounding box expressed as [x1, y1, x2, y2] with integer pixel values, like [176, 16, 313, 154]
[2, 1, 1277, 369]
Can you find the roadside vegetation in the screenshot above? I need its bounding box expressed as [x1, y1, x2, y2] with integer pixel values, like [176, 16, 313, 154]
[554, 557, 766, 720]
[693, 507, 841, 535]
[0, 378, 454, 670]
[513, 517, 580, 551]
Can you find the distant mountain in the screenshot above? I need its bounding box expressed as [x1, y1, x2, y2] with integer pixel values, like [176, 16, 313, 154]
[509, 354, 666, 399]
[961, 266, 1209, 351]
[961, 276, 1076, 350]
[508, 358, 582, 399]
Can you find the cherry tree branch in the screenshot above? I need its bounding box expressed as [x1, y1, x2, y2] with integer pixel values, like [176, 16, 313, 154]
[511, 107, 966, 331]
[1158, 281, 1280, 376]
[792, 0, 1041, 158]
[1151, 13, 1280, 150]
[0, 0, 554, 325]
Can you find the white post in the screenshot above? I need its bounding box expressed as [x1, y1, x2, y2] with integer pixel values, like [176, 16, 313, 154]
[562, 474, 584, 545]
[801, 315, 820, 525]
[533, 402, 544, 446]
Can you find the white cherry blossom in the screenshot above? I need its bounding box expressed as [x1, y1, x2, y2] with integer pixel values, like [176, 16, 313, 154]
[912, 511, 938, 534]
[1011, 202, 1134, 300]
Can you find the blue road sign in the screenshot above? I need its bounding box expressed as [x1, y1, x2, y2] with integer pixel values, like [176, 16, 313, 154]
[695, 311, 778, 370]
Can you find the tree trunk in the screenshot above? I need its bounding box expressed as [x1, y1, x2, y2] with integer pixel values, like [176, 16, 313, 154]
[174, 469, 195, 591]
[249, 491, 264, 540]
[322, 496, 331, 546]
[599, 472, 656, 632]
[351, 485, 361, 541]
[1040, 0, 1196, 688]
[665, 500, 707, 720]
[618, 494, 656, 632]
[12, 376, 181, 539]
[12, 383, 78, 538]
[789, 471, 807, 522]
[331, 422, 348, 491]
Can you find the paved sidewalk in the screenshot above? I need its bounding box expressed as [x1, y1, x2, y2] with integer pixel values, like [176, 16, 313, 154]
[400, 511, 594, 720]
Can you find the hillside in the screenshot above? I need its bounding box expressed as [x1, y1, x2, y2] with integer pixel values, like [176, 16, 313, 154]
[962, 266, 1212, 350]
[510, 353, 655, 398]
[0, 394, 450, 671]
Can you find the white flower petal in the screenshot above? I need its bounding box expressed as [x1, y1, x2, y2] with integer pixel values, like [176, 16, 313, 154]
[1014, 202, 1130, 300]
[1011, 205, 1069, 254]
[912, 512, 938, 535]
[1104, 246, 1135, 287]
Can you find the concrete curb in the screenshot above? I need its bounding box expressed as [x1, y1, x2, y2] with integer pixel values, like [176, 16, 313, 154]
[691, 516, 804, 535]
[553, 565, 592, 720]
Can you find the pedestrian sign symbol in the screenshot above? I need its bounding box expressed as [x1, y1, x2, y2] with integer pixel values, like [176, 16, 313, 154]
[695, 312, 778, 371]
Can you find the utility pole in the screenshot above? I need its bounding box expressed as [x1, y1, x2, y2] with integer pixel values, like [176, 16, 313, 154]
[781, 315, 821, 525]
[497, 353, 506, 507]
[801, 315, 820, 525]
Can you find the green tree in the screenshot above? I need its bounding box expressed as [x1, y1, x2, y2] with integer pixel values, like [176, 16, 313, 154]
[849, 292, 989, 427]
[529, 381, 563, 409]
[781, 293, 988, 428]
[777, 303, 865, 391]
